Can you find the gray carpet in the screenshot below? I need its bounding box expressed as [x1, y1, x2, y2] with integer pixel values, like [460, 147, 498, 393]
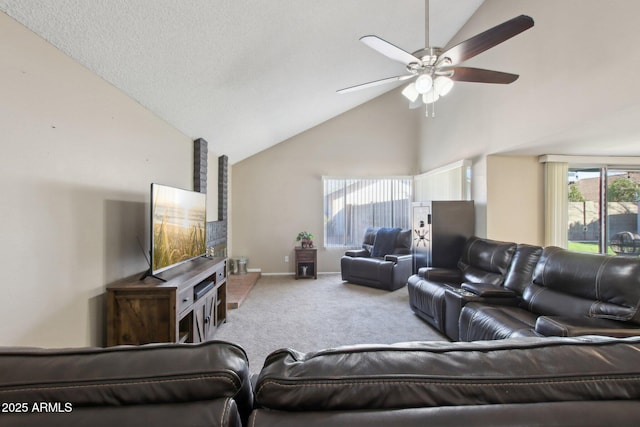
[215, 273, 447, 374]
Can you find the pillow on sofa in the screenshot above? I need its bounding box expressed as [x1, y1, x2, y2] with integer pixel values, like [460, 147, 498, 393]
[371, 227, 401, 257]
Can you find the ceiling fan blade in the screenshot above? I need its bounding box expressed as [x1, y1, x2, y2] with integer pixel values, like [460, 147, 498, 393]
[440, 15, 534, 65]
[444, 67, 519, 84]
[360, 35, 422, 66]
[337, 74, 415, 94]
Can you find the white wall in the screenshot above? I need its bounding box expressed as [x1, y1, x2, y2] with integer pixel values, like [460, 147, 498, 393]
[418, 0, 640, 237]
[0, 13, 218, 347]
[231, 89, 421, 274]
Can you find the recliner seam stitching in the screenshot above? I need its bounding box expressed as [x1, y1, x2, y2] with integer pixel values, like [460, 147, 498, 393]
[0, 374, 238, 394]
[257, 376, 640, 394]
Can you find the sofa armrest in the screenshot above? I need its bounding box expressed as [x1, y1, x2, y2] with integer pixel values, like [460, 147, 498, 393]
[461, 282, 516, 298]
[384, 254, 412, 263]
[419, 267, 463, 283]
[535, 316, 640, 338]
[344, 249, 369, 257]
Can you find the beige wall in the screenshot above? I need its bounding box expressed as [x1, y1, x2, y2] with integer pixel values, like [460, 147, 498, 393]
[0, 13, 219, 347]
[486, 156, 544, 245]
[231, 90, 420, 273]
[418, 0, 640, 236]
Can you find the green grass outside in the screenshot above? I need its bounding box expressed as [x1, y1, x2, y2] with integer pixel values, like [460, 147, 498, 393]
[567, 241, 615, 255]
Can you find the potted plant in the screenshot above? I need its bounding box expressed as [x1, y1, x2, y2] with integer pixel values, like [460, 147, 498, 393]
[296, 231, 314, 248]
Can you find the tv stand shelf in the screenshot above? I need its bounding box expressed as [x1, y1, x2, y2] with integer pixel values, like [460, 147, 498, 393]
[106, 257, 227, 346]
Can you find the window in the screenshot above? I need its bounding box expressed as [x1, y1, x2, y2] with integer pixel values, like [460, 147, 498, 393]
[568, 167, 640, 255]
[323, 177, 412, 247]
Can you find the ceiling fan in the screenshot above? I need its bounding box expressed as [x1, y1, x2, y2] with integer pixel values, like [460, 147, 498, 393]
[337, 2, 534, 117]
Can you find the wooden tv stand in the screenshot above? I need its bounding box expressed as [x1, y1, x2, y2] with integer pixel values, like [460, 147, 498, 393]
[106, 257, 227, 346]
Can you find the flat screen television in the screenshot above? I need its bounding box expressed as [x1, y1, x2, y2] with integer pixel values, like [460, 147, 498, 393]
[144, 183, 207, 278]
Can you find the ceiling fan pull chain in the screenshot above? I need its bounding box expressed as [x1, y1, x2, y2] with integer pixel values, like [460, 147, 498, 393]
[426, 100, 435, 118]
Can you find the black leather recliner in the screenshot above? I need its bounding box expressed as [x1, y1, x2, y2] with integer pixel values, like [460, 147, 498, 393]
[341, 227, 412, 291]
[407, 236, 518, 337]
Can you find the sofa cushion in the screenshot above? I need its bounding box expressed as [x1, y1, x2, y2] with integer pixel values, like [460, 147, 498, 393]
[531, 247, 640, 324]
[459, 303, 539, 341]
[522, 283, 597, 318]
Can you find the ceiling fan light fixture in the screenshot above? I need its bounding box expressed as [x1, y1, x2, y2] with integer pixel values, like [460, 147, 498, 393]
[422, 90, 439, 104]
[415, 74, 433, 94]
[401, 82, 420, 102]
[434, 76, 454, 96]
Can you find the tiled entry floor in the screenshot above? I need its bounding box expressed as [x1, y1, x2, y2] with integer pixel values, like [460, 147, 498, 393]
[227, 272, 260, 309]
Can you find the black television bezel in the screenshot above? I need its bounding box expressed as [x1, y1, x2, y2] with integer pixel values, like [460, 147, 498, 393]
[149, 183, 207, 275]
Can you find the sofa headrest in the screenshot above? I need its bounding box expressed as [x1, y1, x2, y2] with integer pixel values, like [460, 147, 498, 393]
[531, 246, 640, 324]
[255, 336, 640, 412]
[503, 244, 543, 295]
[362, 227, 378, 246]
[396, 229, 411, 250]
[457, 236, 517, 285]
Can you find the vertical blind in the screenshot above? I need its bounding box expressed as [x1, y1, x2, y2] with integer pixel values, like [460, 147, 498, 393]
[323, 177, 412, 247]
[544, 161, 569, 248]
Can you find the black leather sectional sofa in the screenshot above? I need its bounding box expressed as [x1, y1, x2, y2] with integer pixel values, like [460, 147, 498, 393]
[408, 236, 640, 341]
[4, 336, 640, 426]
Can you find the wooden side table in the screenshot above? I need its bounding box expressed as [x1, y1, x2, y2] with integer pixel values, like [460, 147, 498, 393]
[295, 247, 317, 279]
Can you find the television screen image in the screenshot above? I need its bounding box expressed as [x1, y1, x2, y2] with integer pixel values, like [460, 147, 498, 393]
[151, 183, 206, 274]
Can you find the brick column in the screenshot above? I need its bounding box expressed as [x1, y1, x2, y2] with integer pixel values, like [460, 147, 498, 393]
[218, 155, 228, 221]
[194, 138, 228, 256]
[193, 138, 208, 193]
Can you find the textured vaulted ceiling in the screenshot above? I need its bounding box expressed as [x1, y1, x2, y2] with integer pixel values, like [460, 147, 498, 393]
[0, 0, 484, 163]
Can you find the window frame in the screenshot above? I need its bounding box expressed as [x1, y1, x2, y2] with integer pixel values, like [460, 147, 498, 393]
[322, 176, 412, 248]
[567, 165, 640, 255]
